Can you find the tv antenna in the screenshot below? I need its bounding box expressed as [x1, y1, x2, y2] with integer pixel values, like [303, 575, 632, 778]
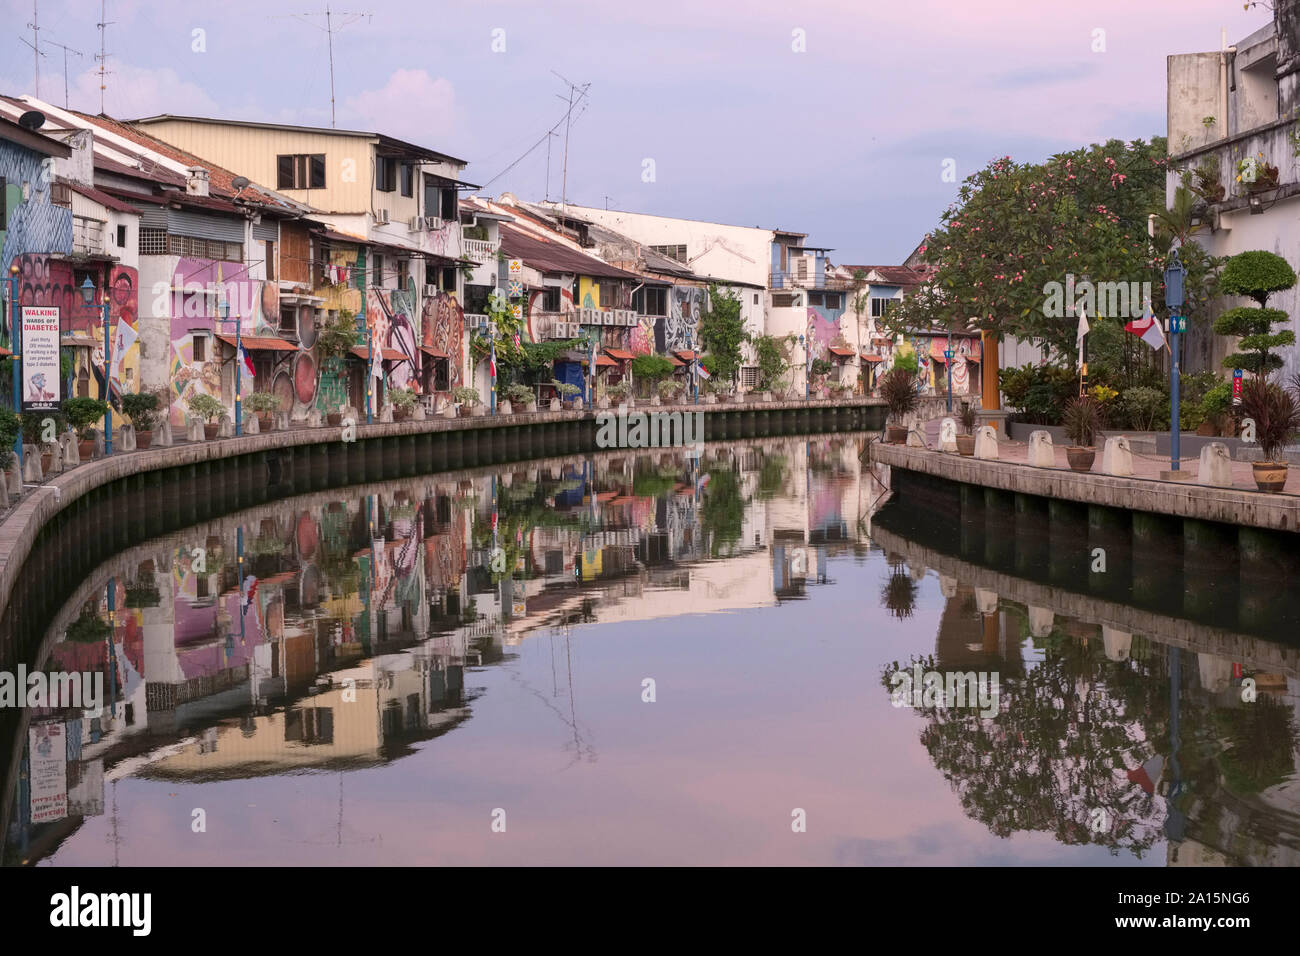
[551, 71, 590, 208]
[96, 0, 115, 114]
[45, 39, 84, 109]
[271, 7, 373, 128]
[20, 1, 46, 100]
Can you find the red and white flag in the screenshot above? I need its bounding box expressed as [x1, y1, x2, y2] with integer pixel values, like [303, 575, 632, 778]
[237, 341, 255, 378]
[1125, 302, 1167, 351]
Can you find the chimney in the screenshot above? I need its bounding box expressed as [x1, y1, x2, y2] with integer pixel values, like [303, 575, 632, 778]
[186, 166, 210, 198]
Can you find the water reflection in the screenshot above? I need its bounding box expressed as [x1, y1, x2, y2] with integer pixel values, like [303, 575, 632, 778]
[4, 437, 1299, 865]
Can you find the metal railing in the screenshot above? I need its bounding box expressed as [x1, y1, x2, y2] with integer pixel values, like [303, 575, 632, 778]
[462, 238, 500, 261]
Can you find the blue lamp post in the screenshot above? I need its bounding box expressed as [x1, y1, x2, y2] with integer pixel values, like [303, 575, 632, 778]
[79, 276, 112, 456]
[3, 264, 20, 469]
[215, 300, 243, 436]
[1164, 248, 1186, 472]
[798, 334, 809, 401]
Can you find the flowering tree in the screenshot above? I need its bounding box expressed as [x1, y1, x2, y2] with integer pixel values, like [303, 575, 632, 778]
[889, 137, 1216, 369]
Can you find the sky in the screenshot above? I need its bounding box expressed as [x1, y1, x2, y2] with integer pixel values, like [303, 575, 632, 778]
[0, 0, 1275, 264]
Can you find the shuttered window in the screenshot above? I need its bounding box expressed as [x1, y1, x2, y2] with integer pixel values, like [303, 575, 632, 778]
[278, 154, 325, 189]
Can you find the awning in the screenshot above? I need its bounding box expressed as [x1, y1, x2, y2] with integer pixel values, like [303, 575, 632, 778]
[217, 334, 297, 352]
[828, 346, 855, 358]
[350, 345, 410, 362]
[861, 353, 884, 362]
[604, 348, 635, 361]
[594, 354, 617, 367]
[667, 354, 687, 367]
[672, 349, 698, 361]
[420, 345, 449, 358]
[62, 335, 101, 349]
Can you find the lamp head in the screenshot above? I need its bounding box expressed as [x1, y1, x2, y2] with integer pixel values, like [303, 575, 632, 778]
[79, 276, 96, 305]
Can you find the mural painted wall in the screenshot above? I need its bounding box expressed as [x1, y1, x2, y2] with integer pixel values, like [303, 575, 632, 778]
[0, 140, 73, 310]
[421, 291, 464, 394]
[315, 246, 364, 415]
[366, 286, 419, 392]
[658, 286, 704, 352]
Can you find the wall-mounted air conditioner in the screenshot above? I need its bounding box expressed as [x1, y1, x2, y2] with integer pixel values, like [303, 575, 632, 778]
[577, 307, 598, 325]
[375, 209, 390, 225]
[424, 216, 444, 231]
[408, 216, 423, 232]
[423, 284, 439, 297]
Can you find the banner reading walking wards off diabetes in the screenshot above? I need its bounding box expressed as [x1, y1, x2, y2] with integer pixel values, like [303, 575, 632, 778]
[20, 306, 61, 412]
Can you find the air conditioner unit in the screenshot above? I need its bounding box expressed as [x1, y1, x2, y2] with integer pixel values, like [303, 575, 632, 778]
[423, 284, 439, 297]
[375, 209, 390, 225]
[602, 311, 614, 326]
[577, 307, 597, 325]
[408, 215, 422, 232]
[467, 314, 487, 329]
[424, 216, 444, 231]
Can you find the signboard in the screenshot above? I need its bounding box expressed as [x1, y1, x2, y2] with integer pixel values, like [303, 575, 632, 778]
[20, 306, 61, 411]
[28, 722, 68, 824]
[507, 258, 523, 280]
[1168, 315, 1186, 334]
[1233, 368, 1243, 405]
[510, 303, 523, 320]
[507, 279, 523, 298]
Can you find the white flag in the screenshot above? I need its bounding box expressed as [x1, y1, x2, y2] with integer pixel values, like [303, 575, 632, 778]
[1076, 306, 1089, 353]
[109, 321, 137, 385]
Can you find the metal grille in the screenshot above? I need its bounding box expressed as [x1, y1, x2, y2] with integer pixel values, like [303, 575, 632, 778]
[139, 228, 166, 255]
[741, 367, 759, 389]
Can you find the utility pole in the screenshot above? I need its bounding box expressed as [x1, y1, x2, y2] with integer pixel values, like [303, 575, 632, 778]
[96, 0, 114, 114]
[551, 71, 589, 208]
[45, 40, 83, 109]
[21, 1, 45, 99]
[272, 8, 372, 128]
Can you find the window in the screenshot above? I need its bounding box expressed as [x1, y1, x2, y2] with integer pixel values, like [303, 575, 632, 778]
[264, 239, 276, 280]
[753, 293, 759, 305]
[433, 357, 449, 392]
[541, 287, 561, 312]
[139, 228, 165, 255]
[376, 156, 398, 192]
[441, 266, 456, 291]
[50, 182, 72, 207]
[400, 164, 414, 197]
[372, 253, 385, 286]
[871, 297, 896, 318]
[277, 154, 325, 189]
[441, 187, 456, 220]
[116, 224, 127, 248]
[280, 307, 298, 337]
[824, 293, 841, 310]
[192, 335, 207, 361]
[808, 292, 823, 307]
[650, 244, 687, 263]
[639, 286, 667, 316]
[465, 284, 492, 314]
[397, 257, 409, 289]
[0, 176, 5, 225]
[741, 367, 760, 389]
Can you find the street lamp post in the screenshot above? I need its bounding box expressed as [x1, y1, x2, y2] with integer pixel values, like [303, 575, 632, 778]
[798, 334, 809, 401]
[216, 300, 242, 436]
[944, 347, 954, 413]
[3, 265, 20, 469]
[79, 276, 112, 456]
[1164, 248, 1187, 472]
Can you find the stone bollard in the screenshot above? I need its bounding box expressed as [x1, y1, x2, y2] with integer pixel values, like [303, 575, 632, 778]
[412, 404, 426, 421]
[245, 413, 260, 435]
[1197, 442, 1233, 487]
[42, 442, 63, 475]
[1101, 436, 1133, 476]
[1198, 654, 1235, 694]
[974, 425, 998, 460]
[975, 587, 999, 614]
[217, 414, 235, 439]
[938, 573, 958, 598]
[156, 417, 173, 447]
[343, 405, 359, 423]
[1028, 430, 1055, 467]
[307, 408, 323, 428]
[273, 410, 291, 431]
[1027, 605, 1055, 638]
[442, 404, 457, 419]
[186, 416, 206, 442]
[1102, 626, 1132, 662]
[23, 452, 43, 483]
[120, 423, 137, 452]
[938, 417, 957, 452]
[60, 431, 79, 466]
[5, 461, 21, 496]
[906, 424, 927, 448]
[550, 398, 562, 413]
[92, 429, 105, 459]
[378, 403, 394, 423]
[572, 397, 583, 411]
[0, 474, 8, 508]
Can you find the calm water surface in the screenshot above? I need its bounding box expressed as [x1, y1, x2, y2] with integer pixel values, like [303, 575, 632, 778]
[5, 436, 1299, 865]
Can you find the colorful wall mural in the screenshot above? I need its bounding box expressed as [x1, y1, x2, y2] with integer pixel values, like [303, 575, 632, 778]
[658, 286, 704, 352]
[421, 290, 464, 394]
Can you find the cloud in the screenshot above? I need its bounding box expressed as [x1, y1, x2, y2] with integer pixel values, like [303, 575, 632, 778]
[70, 63, 222, 119]
[339, 69, 456, 144]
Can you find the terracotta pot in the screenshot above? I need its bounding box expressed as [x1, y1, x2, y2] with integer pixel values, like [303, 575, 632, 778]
[203, 423, 219, 441]
[257, 413, 273, 432]
[1252, 460, 1288, 493]
[136, 430, 153, 450]
[956, 434, 976, 456]
[1066, 446, 1096, 472]
[78, 439, 94, 460]
[459, 407, 475, 418]
[393, 407, 412, 422]
[327, 412, 343, 427]
[884, 425, 908, 444]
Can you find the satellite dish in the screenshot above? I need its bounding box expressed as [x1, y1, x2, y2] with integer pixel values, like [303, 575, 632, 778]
[231, 175, 250, 190]
[17, 110, 45, 131]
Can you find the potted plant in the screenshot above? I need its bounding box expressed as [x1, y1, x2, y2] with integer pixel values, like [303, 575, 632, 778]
[453, 386, 482, 417]
[64, 396, 110, 459]
[607, 380, 632, 407]
[1062, 394, 1103, 472]
[1198, 382, 1233, 437]
[957, 402, 977, 456]
[505, 383, 535, 413]
[244, 391, 280, 432]
[551, 380, 581, 410]
[658, 380, 683, 404]
[186, 392, 226, 440]
[327, 405, 345, 427]
[121, 391, 160, 449]
[389, 386, 419, 421]
[879, 367, 919, 443]
[1240, 377, 1300, 491]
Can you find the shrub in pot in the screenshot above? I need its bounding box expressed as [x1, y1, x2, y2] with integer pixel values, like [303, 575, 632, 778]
[1198, 382, 1233, 437]
[244, 391, 280, 431]
[552, 380, 581, 409]
[453, 386, 481, 417]
[121, 391, 161, 449]
[1240, 377, 1300, 491]
[65, 396, 110, 457]
[607, 381, 632, 407]
[879, 367, 919, 443]
[505, 383, 535, 412]
[658, 380, 683, 404]
[1063, 394, 1103, 472]
[388, 386, 419, 421]
[186, 392, 226, 440]
[956, 402, 977, 456]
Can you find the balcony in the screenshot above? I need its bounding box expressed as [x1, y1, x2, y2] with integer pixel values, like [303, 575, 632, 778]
[769, 270, 852, 291]
[462, 237, 501, 262]
[71, 216, 109, 258]
[1171, 116, 1300, 218]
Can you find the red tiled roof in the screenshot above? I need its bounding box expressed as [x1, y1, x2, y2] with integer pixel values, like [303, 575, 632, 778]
[66, 181, 141, 214]
[672, 349, 698, 361]
[604, 348, 635, 361]
[350, 346, 409, 362]
[594, 354, 617, 367]
[420, 345, 448, 358]
[217, 334, 297, 352]
[861, 353, 884, 362]
[828, 346, 855, 358]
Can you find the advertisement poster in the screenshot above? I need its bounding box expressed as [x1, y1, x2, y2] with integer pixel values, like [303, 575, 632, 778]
[20, 306, 61, 411]
[28, 722, 68, 824]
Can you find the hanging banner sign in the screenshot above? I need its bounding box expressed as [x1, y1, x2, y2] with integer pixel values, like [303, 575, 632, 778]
[1233, 368, 1243, 405]
[508, 259, 523, 280]
[20, 306, 61, 411]
[29, 722, 68, 824]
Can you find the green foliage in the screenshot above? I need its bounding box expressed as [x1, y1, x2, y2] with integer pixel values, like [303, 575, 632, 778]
[698, 283, 745, 385]
[699, 463, 746, 557]
[551, 379, 581, 398]
[810, 357, 835, 382]
[998, 363, 1077, 425]
[60, 347, 75, 384]
[316, 309, 359, 359]
[892, 350, 919, 374]
[388, 386, 419, 410]
[630, 354, 675, 382]
[244, 391, 280, 414]
[453, 386, 480, 406]
[1200, 381, 1233, 418]
[504, 383, 534, 406]
[607, 381, 632, 401]
[658, 379, 682, 399]
[1218, 250, 1297, 305]
[879, 367, 920, 423]
[1118, 386, 1166, 431]
[1213, 306, 1294, 378]
[186, 392, 225, 423]
[496, 338, 583, 385]
[0, 408, 17, 471]
[751, 333, 794, 392]
[64, 396, 109, 437]
[958, 402, 978, 434]
[65, 607, 111, 643]
[121, 391, 160, 431]
[20, 410, 64, 444]
[1063, 394, 1104, 447]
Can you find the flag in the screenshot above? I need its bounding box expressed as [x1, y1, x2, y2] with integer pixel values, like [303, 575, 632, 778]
[109, 321, 137, 385]
[1076, 306, 1089, 364]
[370, 343, 382, 379]
[696, 361, 711, 380]
[1124, 301, 1167, 351]
[489, 350, 497, 379]
[513, 333, 521, 349]
[237, 341, 255, 378]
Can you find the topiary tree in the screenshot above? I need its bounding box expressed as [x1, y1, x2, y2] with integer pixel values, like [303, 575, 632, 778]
[1214, 250, 1297, 378]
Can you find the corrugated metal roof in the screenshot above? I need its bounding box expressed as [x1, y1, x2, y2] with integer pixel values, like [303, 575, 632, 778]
[499, 224, 639, 281]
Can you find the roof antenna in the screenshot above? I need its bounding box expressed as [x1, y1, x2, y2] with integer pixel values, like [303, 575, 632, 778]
[20, 1, 46, 99]
[96, 0, 115, 114]
[270, 7, 373, 128]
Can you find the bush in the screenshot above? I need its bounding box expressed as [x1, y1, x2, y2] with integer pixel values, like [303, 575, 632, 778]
[121, 391, 161, 431]
[999, 363, 1077, 425]
[243, 391, 280, 414]
[186, 392, 225, 422]
[1215, 250, 1297, 377]
[20, 409, 66, 444]
[388, 387, 418, 410]
[505, 383, 534, 406]
[453, 386, 480, 406]
[892, 350, 919, 374]
[0, 409, 18, 471]
[658, 379, 682, 399]
[607, 381, 632, 401]
[1119, 386, 1167, 431]
[1201, 382, 1233, 419]
[879, 367, 919, 424]
[1063, 394, 1104, 447]
[551, 380, 581, 398]
[64, 396, 110, 438]
[630, 354, 675, 382]
[1240, 378, 1300, 460]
